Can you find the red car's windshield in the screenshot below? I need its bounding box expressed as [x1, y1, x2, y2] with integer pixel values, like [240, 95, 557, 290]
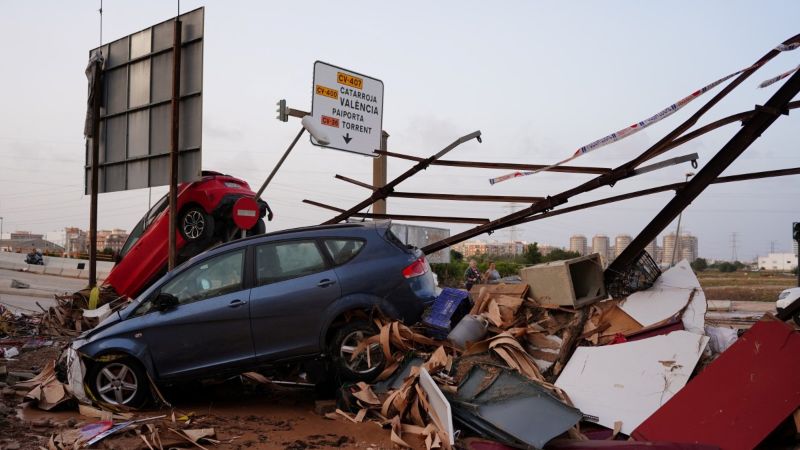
[118, 194, 169, 260]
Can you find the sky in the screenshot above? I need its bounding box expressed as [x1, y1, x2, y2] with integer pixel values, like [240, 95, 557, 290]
[0, 1, 798, 261]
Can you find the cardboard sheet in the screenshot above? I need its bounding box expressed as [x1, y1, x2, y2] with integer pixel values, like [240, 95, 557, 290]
[555, 330, 709, 435]
[619, 260, 706, 334]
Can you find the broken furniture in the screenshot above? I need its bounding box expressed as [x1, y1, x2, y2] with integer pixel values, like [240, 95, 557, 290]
[520, 253, 606, 308]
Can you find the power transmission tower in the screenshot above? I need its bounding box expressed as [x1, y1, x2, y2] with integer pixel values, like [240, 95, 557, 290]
[507, 203, 521, 244]
[730, 232, 738, 262]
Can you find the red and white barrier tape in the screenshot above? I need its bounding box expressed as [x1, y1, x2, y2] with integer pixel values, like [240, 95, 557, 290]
[759, 64, 800, 88]
[489, 42, 799, 185]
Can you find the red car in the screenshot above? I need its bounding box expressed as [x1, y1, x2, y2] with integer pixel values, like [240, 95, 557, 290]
[104, 171, 272, 299]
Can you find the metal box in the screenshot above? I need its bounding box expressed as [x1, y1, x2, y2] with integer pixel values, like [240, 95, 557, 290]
[520, 253, 606, 308]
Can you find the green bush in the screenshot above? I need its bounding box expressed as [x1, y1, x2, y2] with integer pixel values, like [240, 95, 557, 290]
[431, 261, 523, 287]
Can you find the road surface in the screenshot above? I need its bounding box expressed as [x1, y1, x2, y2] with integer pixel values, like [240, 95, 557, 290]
[0, 268, 84, 313]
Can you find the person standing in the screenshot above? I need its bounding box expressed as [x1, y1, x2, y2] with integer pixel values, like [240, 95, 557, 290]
[483, 261, 501, 283]
[464, 259, 481, 291]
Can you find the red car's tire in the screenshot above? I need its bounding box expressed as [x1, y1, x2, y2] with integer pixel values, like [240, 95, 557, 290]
[248, 218, 266, 236]
[179, 206, 215, 242]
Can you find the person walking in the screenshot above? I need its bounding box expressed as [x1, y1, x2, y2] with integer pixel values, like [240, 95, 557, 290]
[464, 259, 481, 291]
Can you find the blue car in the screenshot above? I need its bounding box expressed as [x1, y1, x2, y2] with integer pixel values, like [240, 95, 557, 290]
[71, 221, 436, 406]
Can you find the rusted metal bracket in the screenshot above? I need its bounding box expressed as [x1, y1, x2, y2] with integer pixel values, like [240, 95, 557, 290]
[608, 67, 800, 274]
[421, 33, 800, 254]
[303, 199, 489, 224]
[515, 167, 800, 226]
[376, 150, 611, 175]
[319, 131, 482, 224]
[334, 174, 545, 203]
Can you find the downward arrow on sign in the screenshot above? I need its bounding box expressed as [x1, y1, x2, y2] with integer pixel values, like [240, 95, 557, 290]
[343, 133, 352, 144]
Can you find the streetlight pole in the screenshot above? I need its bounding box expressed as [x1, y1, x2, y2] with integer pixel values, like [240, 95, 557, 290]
[670, 172, 695, 267]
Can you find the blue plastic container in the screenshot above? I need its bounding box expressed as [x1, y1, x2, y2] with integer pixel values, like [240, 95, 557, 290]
[422, 288, 471, 339]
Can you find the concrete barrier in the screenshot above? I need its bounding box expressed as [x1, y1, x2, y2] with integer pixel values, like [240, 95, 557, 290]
[44, 266, 63, 276]
[61, 268, 81, 278]
[1, 252, 110, 281]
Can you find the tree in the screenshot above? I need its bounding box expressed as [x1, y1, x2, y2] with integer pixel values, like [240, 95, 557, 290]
[543, 248, 581, 262]
[691, 257, 708, 272]
[523, 242, 543, 265]
[450, 249, 464, 262]
[717, 261, 737, 273]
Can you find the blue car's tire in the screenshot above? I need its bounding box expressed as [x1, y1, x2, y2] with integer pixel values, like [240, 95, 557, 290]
[329, 320, 385, 382]
[87, 357, 149, 407]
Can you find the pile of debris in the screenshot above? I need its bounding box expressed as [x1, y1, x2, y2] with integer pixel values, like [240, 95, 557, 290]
[5, 254, 798, 449]
[39, 288, 127, 337]
[330, 256, 799, 449]
[0, 304, 42, 341]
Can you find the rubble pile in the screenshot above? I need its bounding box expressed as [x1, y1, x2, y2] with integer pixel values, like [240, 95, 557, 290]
[0, 303, 41, 339]
[39, 288, 127, 337]
[333, 258, 799, 449]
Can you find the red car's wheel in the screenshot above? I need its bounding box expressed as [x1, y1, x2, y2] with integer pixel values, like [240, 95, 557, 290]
[179, 206, 214, 242]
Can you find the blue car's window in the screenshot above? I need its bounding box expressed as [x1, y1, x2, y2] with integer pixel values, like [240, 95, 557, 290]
[256, 240, 326, 285]
[159, 249, 245, 306]
[323, 239, 364, 265]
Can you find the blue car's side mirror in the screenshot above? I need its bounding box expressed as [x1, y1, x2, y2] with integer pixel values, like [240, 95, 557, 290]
[154, 293, 179, 312]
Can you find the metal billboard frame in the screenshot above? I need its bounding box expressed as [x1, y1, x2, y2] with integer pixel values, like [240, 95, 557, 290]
[85, 7, 204, 194]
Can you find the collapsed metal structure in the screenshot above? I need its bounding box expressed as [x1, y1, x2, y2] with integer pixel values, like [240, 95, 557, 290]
[305, 33, 800, 282]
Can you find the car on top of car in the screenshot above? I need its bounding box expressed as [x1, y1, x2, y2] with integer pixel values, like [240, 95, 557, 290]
[104, 171, 272, 300]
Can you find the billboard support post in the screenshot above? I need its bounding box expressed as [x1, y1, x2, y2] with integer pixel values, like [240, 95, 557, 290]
[89, 59, 102, 288]
[372, 131, 389, 215]
[168, 19, 182, 271]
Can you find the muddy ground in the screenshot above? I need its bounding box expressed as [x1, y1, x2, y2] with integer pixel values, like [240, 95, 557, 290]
[0, 343, 399, 450]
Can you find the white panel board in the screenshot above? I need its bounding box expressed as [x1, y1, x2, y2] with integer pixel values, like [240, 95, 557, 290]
[555, 330, 709, 435]
[618, 259, 707, 334]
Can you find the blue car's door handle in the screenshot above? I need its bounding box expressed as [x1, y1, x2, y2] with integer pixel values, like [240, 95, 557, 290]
[229, 299, 248, 308]
[317, 279, 336, 288]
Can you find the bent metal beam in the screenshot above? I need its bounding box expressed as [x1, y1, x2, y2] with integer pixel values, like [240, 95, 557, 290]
[422, 33, 800, 254]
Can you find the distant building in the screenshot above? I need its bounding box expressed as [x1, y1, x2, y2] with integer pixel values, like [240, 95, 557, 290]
[662, 232, 698, 264]
[591, 235, 611, 265]
[9, 231, 43, 240]
[645, 240, 658, 260]
[538, 245, 563, 257]
[614, 234, 632, 259]
[453, 240, 527, 258]
[97, 229, 129, 253]
[0, 237, 64, 254]
[757, 252, 798, 272]
[65, 227, 88, 256]
[569, 235, 588, 256]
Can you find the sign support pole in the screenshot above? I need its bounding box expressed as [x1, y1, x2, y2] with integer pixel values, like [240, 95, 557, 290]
[372, 131, 389, 215]
[168, 19, 182, 271]
[89, 59, 102, 288]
